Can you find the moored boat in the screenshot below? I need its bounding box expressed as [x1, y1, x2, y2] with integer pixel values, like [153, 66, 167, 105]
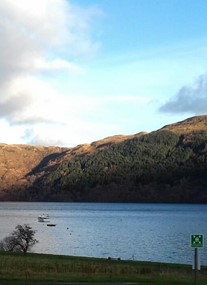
[38, 214, 50, 222]
[47, 224, 56, 227]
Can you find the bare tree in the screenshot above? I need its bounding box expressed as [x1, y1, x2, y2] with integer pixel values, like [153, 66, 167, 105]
[0, 224, 38, 254]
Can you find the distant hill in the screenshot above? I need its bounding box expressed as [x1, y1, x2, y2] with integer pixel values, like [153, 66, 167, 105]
[1, 115, 207, 203]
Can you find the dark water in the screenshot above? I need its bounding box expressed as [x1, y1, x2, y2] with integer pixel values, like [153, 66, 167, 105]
[0, 202, 207, 265]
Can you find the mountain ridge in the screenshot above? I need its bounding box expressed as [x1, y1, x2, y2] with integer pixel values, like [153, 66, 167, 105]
[1, 115, 207, 202]
[161, 115, 207, 133]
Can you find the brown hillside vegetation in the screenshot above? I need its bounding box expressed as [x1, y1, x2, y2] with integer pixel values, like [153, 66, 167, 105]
[0, 115, 207, 202]
[0, 144, 68, 200]
[161, 115, 207, 134]
[0, 134, 138, 200]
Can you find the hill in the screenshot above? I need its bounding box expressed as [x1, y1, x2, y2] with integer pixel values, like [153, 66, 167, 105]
[1, 115, 207, 202]
[0, 144, 68, 200]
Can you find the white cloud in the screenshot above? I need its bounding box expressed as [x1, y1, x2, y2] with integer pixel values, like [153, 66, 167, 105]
[0, 119, 26, 144]
[33, 58, 84, 75]
[24, 119, 119, 147]
[0, 0, 103, 146]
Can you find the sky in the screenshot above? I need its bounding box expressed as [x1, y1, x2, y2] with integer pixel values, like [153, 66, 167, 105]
[1, 0, 207, 147]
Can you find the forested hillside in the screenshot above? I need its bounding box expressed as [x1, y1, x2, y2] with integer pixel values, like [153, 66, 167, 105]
[28, 116, 207, 203]
[1, 116, 207, 203]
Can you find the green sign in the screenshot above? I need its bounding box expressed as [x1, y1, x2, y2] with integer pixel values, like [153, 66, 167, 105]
[191, 235, 204, 248]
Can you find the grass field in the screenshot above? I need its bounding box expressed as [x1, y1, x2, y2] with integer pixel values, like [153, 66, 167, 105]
[0, 251, 207, 284]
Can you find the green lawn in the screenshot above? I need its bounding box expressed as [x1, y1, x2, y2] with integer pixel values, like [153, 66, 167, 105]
[0, 251, 206, 284]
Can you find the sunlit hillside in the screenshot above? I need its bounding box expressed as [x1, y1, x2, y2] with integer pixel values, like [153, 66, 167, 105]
[1, 116, 207, 203]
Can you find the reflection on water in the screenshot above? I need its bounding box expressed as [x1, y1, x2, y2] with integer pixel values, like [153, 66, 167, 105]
[0, 202, 207, 265]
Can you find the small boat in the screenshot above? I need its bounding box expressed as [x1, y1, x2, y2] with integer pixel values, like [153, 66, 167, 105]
[38, 216, 45, 222]
[38, 214, 50, 222]
[47, 224, 56, 227]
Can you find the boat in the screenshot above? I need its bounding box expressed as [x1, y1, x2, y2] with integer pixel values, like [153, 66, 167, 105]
[38, 214, 50, 222]
[38, 216, 45, 222]
[47, 224, 56, 227]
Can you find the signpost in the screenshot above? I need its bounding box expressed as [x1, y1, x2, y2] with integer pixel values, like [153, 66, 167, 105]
[191, 234, 204, 285]
[191, 235, 204, 248]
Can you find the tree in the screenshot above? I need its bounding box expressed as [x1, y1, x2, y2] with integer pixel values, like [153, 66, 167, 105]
[0, 236, 19, 252]
[0, 224, 38, 254]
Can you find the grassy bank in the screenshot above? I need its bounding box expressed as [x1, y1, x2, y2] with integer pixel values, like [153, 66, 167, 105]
[0, 252, 207, 284]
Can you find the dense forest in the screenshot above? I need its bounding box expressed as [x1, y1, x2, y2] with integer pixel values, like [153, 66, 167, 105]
[27, 128, 207, 203]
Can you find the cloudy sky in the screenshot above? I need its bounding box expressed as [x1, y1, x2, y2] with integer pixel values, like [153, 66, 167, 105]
[1, 0, 207, 146]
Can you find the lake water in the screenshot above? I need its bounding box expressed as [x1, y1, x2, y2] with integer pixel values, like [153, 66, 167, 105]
[0, 202, 207, 265]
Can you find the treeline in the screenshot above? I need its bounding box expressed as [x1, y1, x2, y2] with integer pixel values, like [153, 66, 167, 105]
[28, 130, 207, 203]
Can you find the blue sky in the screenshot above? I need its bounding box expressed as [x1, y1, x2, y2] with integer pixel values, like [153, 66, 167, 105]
[0, 0, 207, 146]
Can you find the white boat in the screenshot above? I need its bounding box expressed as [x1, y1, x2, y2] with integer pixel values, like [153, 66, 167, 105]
[38, 216, 45, 222]
[38, 214, 50, 222]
